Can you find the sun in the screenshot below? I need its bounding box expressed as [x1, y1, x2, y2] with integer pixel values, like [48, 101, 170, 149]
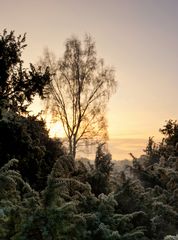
[49, 122, 66, 138]
[45, 117, 66, 139]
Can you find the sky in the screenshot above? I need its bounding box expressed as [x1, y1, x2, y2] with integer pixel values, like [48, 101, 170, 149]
[1, 0, 178, 160]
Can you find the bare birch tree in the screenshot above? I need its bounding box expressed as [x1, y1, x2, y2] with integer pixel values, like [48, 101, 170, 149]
[41, 35, 117, 159]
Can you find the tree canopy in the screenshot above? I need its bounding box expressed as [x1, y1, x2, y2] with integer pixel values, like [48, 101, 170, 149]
[0, 29, 64, 190]
[0, 29, 50, 113]
[0, 110, 65, 190]
[40, 35, 117, 158]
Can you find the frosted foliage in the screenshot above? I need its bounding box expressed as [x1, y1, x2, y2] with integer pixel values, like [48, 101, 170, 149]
[164, 235, 178, 240]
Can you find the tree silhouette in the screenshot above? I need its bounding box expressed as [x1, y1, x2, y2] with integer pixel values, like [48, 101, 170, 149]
[40, 35, 117, 158]
[0, 29, 50, 114]
[0, 110, 65, 190]
[89, 143, 113, 196]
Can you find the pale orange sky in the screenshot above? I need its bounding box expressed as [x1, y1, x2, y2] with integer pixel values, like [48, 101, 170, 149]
[1, 0, 178, 159]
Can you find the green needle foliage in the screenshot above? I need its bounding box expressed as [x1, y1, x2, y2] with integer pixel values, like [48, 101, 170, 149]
[0, 29, 50, 114]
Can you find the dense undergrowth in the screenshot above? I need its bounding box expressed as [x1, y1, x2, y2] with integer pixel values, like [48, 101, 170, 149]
[0, 113, 178, 239]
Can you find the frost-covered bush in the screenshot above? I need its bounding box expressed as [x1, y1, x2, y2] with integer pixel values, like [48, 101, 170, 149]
[164, 235, 178, 240]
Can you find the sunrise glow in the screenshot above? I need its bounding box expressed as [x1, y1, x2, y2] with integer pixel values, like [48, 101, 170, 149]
[3, 0, 178, 159]
[45, 118, 66, 139]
